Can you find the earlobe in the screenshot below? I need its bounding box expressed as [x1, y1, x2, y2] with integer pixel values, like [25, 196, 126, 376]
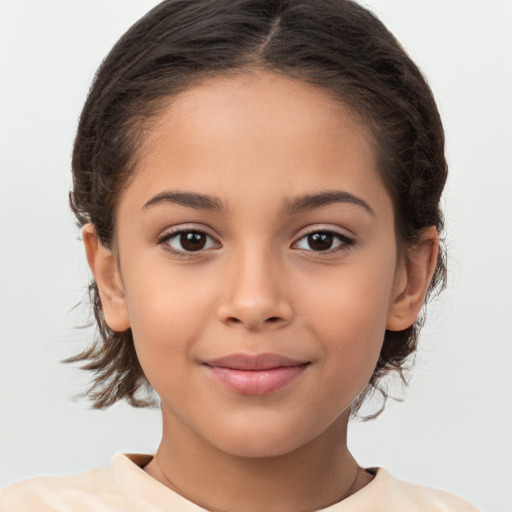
[82, 224, 130, 332]
[386, 226, 439, 332]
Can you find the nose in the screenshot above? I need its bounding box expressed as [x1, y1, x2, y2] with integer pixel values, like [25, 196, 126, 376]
[217, 248, 294, 331]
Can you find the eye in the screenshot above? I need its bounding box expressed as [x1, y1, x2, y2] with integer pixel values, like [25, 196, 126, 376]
[294, 230, 353, 252]
[160, 229, 219, 254]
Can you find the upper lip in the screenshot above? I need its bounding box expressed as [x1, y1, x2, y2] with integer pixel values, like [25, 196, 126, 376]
[204, 353, 309, 371]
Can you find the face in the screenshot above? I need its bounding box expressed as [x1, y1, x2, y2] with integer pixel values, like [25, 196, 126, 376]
[104, 71, 409, 457]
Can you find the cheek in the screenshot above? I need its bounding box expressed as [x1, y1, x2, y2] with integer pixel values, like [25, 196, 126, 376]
[121, 262, 214, 387]
[299, 253, 396, 389]
[301, 254, 395, 337]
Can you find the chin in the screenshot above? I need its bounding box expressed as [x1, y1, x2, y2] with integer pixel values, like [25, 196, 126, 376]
[217, 436, 302, 459]
[204, 417, 320, 459]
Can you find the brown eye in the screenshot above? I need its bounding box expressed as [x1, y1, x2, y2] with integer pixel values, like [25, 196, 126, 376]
[165, 230, 218, 253]
[180, 232, 207, 251]
[294, 230, 353, 253]
[307, 232, 334, 251]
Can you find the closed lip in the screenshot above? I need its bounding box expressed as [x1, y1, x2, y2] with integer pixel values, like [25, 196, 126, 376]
[203, 353, 310, 395]
[203, 353, 309, 371]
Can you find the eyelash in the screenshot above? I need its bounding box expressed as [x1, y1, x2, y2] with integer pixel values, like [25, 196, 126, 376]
[293, 230, 354, 255]
[157, 228, 354, 257]
[157, 228, 219, 258]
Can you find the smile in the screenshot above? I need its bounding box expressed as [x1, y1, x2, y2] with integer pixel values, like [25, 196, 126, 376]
[203, 353, 310, 395]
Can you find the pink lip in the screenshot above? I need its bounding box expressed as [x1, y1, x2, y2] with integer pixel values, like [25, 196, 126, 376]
[204, 353, 310, 395]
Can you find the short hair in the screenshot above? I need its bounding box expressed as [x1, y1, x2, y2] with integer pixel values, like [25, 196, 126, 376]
[67, 0, 447, 417]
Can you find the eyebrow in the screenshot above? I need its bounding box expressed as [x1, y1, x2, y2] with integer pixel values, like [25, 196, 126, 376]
[143, 191, 225, 211]
[142, 189, 375, 217]
[283, 190, 375, 217]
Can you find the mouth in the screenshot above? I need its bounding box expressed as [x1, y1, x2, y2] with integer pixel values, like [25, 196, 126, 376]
[203, 353, 310, 395]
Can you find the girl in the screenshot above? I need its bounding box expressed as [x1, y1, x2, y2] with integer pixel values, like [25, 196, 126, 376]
[0, 0, 484, 510]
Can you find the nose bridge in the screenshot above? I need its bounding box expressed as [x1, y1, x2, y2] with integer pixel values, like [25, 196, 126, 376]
[217, 241, 292, 330]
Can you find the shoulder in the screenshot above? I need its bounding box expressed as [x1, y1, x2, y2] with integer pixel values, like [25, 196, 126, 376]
[356, 468, 479, 512]
[0, 465, 112, 511]
[325, 468, 479, 511]
[0, 454, 153, 512]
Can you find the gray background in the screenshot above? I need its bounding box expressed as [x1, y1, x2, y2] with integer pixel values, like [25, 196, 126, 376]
[1, 1, 511, 510]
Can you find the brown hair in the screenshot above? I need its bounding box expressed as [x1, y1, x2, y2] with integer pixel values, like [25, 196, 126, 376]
[67, 0, 447, 417]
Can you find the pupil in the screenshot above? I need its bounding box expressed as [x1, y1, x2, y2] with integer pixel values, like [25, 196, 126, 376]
[180, 232, 206, 251]
[308, 233, 333, 251]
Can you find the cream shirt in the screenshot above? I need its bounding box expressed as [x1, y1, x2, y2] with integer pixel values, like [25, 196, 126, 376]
[0, 454, 478, 511]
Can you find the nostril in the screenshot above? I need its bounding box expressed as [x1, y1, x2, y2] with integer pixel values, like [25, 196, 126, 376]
[219, 306, 291, 328]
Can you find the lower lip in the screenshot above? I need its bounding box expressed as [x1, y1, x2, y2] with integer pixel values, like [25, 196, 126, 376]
[205, 364, 309, 395]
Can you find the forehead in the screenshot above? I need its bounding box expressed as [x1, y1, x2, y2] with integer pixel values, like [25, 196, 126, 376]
[121, 70, 390, 218]
[144, 71, 372, 160]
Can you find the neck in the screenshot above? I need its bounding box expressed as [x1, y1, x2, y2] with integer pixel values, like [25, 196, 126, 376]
[144, 409, 371, 512]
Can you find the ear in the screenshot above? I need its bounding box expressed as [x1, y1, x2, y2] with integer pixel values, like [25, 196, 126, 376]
[386, 226, 439, 331]
[82, 224, 130, 332]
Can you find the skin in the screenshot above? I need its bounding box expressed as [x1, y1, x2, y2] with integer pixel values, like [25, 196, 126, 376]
[84, 70, 438, 511]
